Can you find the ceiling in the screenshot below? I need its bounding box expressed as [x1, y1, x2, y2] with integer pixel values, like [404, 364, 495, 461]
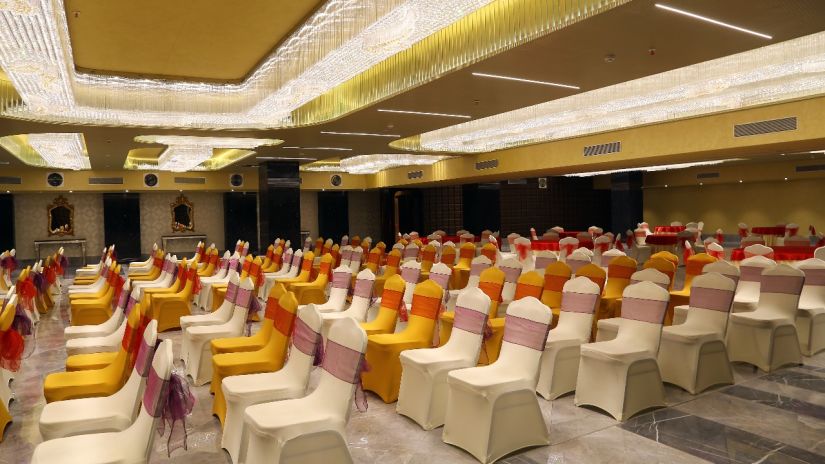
[64, 0, 325, 82]
[2, 0, 825, 172]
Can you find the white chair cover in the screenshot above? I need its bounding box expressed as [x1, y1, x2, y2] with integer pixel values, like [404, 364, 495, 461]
[795, 258, 825, 355]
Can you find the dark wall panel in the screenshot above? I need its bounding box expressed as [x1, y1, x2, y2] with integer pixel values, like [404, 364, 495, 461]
[259, 162, 301, 249]
[611, 171, 643, 234]
[0, 194, 13, 251]
[462, 183, 500, 234]
[103, 193, 141, 259]
[224, 192, 259, 252]
[423, 185, 464, 234]
[318, 191, 349, 242]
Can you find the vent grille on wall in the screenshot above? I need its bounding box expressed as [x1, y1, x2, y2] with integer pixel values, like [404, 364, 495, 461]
[795, 164, 825, 173]
[734, 117, 797, 137]
[267, 178, 300, 188]
[583, 141, 621, 156]
[475, 159, 498, 170]
[407, 170, 423, 180]
[696, 172, 720, 179]
[174, 177, 206, 184]
[88, 177, 123, 185]
[0, 176, 21, 184]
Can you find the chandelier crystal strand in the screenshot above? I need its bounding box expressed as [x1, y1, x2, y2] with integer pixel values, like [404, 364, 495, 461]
[26, 133, 91, 170]
[325, 154, 448, 174]
[132, 135, 283, 172]
[390, 31, 825, 154]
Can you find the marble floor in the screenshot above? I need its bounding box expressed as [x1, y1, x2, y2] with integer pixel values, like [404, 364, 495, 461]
[2, 272, 825, 463]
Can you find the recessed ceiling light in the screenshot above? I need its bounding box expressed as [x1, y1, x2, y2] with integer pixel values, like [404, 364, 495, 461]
[320, 131, 401, 137]
[664, 184, 668, 188]
[377, 109, 472, 119]
[699, 182, 703, 186]
[655, 4, 772, 40]
[739, 179, 743, 183]
[784, 177, 789, 180]
[471, 72, 580, 90]
[282, 147, 352, 151]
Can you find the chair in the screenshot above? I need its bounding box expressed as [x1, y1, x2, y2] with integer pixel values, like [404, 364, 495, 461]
[210, 283, 287, 360]
[31, 339, 175, 464]
[312, 265, 352, 313]
[558, 237, 579, 262]
[440, 265, 502, 347]
[497, 257, 523, 304]
[442, 297, 551, 463]
[740, 234, 766, 247]
[643, 257, 676, 290]
[541, 261, 573, 322]
[744, 243, 774, 259]
[796, 258, 825, 355]
[726, 264, 804, 372]
[479, 242, 498, 264]
[565, 250, 591, 274]
[537, 276, 602, 399]
[373, 249, 401, 296]
[402, 242, 420, 263]
[533, 251, 557, 276]
[149, 261, 198, 332]
[733, 255, 777, 312]
[260, 249, 301, 299]
[446, 255, 492, 310]
[183, 276, 255, 385]
[592, 235, 613, 266]
[363, 246, 383, 274]
[667, 253, 718, 324]
[575, 281, 669, 421]
[39, 320, 159, 440]
[650, 250, 679, 270]
[596, 268, 670, 342]
[242, 317, 367, 464]
[289, 253, 334, 305]
[452, 242, 477, 290]
[673, 260, 740, 325]
[815, 246, 825, 260]
[594, 256, 637, 334]
[657, 273, 736, 394]
[210, 290, 300, 425]
[574, 263, 607, 294]
[600, 248, 626, 268]
[201, 253, 242, 308]
[198, 248, 219, 277]
[400, 261, 423, 308]
[397, 288, 491, 430]
[179, 270, 243, 345]
[512, 236, 533, 268]
[221, 305, 324, 464]
[706, 242, 725, 260]
[360, 274, 406, 336]
[362, 279, 444, 403]
[321, 269, 376, 339]
[64, 279, 131, 341]
[348, 246, 363, 274]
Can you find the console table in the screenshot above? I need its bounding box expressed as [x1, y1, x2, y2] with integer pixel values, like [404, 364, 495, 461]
[34, 238, 87, 266]
[161, 235, 207, 253]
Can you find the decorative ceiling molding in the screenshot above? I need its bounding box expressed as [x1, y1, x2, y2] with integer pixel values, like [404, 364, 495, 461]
[389, 31, 825, 154]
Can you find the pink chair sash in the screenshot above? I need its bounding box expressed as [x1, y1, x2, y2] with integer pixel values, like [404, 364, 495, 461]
[235, 287, 254, 309]
[502, 314, 549, 351]
[143, 368, 168, 418]
[429, 272, 450, 289]
[761, 275, 804, 294]
[322, 340, 365, 385]
[225, 281, 240, 305]
[291, 254, 302, 267]
[501, 266, 521, 284]
[353, 279, 375, 299]
[621, 297, 668, 324]
[134, 337, 157, 377]
[690, 287, 734, 312]
[739, 266, 765, 283]
[401, 267, 420, 284]
[403, 247, 418, 259]
[561, 291, 599, 314]
[470, 262, 490, 277]
[292, 317, 322, 357]
[453, 305, 488, 335]
[116, 285, 130, 311]
[331, 271, 351, 289]
[341, 249, 353, 262]
[125, 294, 138, 316]
[535, 255, 556, 270]
[802, 268, 825, 286]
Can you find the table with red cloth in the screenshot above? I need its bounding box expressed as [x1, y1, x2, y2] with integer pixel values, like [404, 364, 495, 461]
[730, 246, 816, 262]
[422, 236, 501, 248]
[654, 226, 686, 233]
[750, 226, 787, 246]
[531, 239, 594, 251]
[557, 231, 586, 238]
[643, 234, 680, 246]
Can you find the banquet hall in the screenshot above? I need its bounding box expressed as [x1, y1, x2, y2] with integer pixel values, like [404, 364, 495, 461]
[2, 1, 825, 463]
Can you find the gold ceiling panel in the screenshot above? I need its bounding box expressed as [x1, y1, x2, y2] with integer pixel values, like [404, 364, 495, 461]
[64, 0, 324, 82]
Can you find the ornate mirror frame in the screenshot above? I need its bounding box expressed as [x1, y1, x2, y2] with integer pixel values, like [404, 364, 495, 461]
[47, 195, 75, 236]
[171, 194, 195, 233]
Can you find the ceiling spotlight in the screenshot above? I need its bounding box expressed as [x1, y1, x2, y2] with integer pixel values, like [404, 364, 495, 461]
[739, 179, 743, 183]
[377, 109, 472, 119]
[664, 184, 668, 188]
[472, 72, 580, 90]
[699, 182, 703, 186]
[784, 177, 789, 181]
[320, 131, 401, 137]
[655, 4, 772, 40]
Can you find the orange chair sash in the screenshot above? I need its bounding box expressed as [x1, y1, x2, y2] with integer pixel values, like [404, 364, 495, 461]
[543, 274, 569, 293]
[514, 282, 543, 300]
[380, 289, 404, 310]
[478, 281, 503, 303]
[410, 294, 442, 320]
[608, 265, 636, 280]
[272, 302, 296, 336]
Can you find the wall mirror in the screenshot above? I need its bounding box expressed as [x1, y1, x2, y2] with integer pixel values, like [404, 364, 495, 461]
[171, 194, 194, 232]
[48, 195, 74, 236]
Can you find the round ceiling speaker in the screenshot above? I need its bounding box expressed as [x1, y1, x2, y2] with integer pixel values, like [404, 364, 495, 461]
[229, 173, 244, 188]
[46, 172, 64, 187]
[143, 173, 159, 188]
[330, 174, 343, 187]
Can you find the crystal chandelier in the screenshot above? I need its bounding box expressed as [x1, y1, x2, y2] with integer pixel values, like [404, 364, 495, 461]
[336, 154, 448, 174]
[0, 0, 492, 129]
[391, 32, 825, 154]
[26, 133, 91, 170]
[563, 159, 744, 177]
[133, 135, 282, 172]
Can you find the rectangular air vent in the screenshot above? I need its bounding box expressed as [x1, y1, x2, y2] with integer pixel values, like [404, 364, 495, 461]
[407, 170, 423, 180]
[475, 159, 498, 170]
[174, 177, 206, 185]
[267, 178, 300, 188]
[0, 176, 22, 184]
[583, 141, 621, 156]
[88, 177, 123, 185]
[696, 172, 720, 179]
[734, 117, 797, 137]
[507, 179, 527, 185]
[795, 164, 825, 173]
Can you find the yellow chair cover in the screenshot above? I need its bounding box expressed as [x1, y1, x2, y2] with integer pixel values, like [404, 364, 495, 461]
[261, 245, 284, 273]
[70, 269, 125, 326]
[486, 270, 544, 364]
[541, 261, 572, 326]
[69, 263, 118, 300]
[364, 246, 383, 274]
[45, 305, 146, 402]
[438, 266, 506, 347]
[211, 283, 286, 356]
[272, 251, 314, 288]
[575, 263, 607, 293]
[210, 290, 299, 425]
[211, 255, 254, 310]
[651, 250, 679, 270]
[451, 242, 477, 290]
[198, 249, 219, 277]
[373, 249, 402, 296]
[480, 242, 498, 264]
[290, 253, 333, 304]
[360, 274, 406, 336]
[643, 257, 677, 290]
[596, 256, 637, 330]
[127, 251, 165, 281]
[667, 253, 717, 324]
[151, 264, 197, 332]
[419, 244, 438, 279]
[362, 279, 444, 403]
